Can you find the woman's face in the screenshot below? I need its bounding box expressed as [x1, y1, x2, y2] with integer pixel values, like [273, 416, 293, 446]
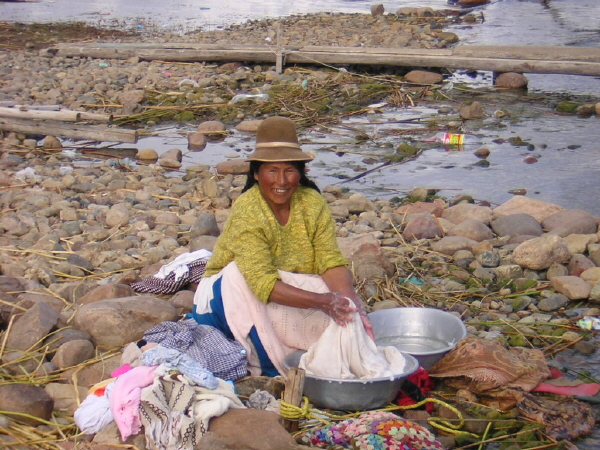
[254, 162, 301, 208]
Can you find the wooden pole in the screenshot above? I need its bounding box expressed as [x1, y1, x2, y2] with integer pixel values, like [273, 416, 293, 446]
[276, 21, 284, 75]
[0, 118, 138, 143]
[282, 367, 305, 433]
[0, 107, 81, 122]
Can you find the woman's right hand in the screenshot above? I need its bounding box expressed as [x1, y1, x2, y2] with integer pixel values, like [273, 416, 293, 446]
[320, 292, 357, 326]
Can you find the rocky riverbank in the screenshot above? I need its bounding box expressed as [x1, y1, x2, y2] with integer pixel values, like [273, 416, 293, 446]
[1, 7, 599, 450]
[0, 139, 599, 449]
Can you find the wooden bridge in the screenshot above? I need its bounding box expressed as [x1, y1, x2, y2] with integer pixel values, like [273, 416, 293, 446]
[45, 42, 600, 77]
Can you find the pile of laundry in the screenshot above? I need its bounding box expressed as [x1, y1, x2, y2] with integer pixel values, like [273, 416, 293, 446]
[74, 319, 249, 450]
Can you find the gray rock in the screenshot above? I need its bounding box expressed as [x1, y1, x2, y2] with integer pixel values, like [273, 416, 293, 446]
[442, 203, 492, 225]
[477, 250, 501, 268]
[188, 132, 208, 151]
[431, 236, 479, 255]
[448, 218, 494, 241]
[0, 384, 54, 426]
[51, 339, 95, 369]
[551, 276, 592, 300]
[490, 213, 542, 238]
[73, 296, 178, 348]
[538, 293, 569, 312]
[44, 382, 88, 415]
[567, 254, 596, 277]
[402, 214, 442, 241]
[542, 209, 598, 236]
[512, 234, 571, 270]
[494, 264, 523, 280]
[492, 196, 563, 223]
[4, 301, 60, 352]
[495, 72, 528, 89]
[105, 204, 130, 228]
[190, 212, 220, 238]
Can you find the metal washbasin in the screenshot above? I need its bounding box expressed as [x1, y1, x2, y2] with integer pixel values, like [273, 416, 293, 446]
[368, 307, 467, 370]
[282, 350, 419, 411]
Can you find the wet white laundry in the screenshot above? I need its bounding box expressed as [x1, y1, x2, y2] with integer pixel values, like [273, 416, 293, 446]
[299, 303, 406, 380]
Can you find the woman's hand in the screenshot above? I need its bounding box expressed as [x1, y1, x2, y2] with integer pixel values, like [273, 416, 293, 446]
[321, 293, 375, 340]
[320, 292, 358, 327]
[345, 294, 375, 340]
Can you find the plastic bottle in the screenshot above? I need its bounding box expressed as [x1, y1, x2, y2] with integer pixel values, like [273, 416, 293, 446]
[230, 93, 270, 104]
[423, 132, 482, 146]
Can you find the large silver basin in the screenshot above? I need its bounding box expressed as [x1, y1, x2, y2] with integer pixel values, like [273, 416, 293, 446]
[283, 350, 419, 411]
[368, 307, 467, 370]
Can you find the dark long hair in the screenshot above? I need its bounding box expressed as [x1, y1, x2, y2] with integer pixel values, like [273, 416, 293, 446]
[242, 161, 321, 193]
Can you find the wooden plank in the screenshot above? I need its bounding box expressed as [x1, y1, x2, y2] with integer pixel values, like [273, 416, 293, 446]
[45, 43, 600, 76]
[0, 118, 138, 143]
[282, 367, 305, 433]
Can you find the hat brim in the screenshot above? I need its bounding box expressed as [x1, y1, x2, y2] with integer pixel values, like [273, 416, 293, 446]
[245, 146, 314, 162]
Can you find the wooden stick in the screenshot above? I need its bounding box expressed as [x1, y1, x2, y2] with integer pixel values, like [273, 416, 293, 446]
[0, 118, 138, 143]
[282, 367, 305, 433]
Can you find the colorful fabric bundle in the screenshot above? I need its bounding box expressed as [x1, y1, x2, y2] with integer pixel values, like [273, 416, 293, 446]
[298, 410, 445, 450]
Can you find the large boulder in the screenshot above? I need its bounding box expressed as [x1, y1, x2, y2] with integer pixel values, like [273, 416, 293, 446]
[0, 384, 54, 426]
[512, 234, 571, 270]
[73, 296, 178, 348]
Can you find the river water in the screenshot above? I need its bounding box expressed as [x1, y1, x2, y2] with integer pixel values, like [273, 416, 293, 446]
[2, 0, 600, 215]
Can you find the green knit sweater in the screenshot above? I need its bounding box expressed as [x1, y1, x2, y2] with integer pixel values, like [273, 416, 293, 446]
[204, 185, 348, 303]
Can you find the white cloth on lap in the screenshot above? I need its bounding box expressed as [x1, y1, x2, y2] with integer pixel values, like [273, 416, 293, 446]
[299, 303, 407, 379]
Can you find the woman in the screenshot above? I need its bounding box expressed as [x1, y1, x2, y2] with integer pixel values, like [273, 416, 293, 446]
[192, 116, 372, 378]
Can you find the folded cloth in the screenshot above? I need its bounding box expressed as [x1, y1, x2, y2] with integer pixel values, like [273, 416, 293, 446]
[299, 301, 407, 379]
[140, 373, 245, 450]
[156, 249, 212, 281]
[143, 319, 248, 381]
[131, 250, 212, 294]
[141, 344, 218, 389]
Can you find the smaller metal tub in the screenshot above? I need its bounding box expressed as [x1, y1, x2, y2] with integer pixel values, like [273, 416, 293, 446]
[369, 307, 467, 370]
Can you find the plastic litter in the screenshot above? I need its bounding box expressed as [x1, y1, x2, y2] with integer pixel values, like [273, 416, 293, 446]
[577, 316, 600, 330]
[178, 78, 199, 88]
[423, 132, 482, 146]
[59, 166, 74, 176]
[15, 167, 41, 183]
[230, 93, 269, 104]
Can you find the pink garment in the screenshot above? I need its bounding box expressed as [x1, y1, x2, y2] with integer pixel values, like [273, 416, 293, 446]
[533, 367, 600, 397]
[219, 262, 332, 378]
[111, 363, 133, 378]
[110, 364, 157, 441]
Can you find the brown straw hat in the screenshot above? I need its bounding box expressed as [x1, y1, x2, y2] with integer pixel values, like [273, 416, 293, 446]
[245, 116, 314, 162]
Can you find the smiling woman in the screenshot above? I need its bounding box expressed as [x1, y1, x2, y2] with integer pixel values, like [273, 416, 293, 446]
[188, 116, 373, 379]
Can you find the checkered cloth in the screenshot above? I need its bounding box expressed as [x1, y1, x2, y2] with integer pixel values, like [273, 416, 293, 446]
[143, 319, 248, 381]
[131, 258, 208, 295]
